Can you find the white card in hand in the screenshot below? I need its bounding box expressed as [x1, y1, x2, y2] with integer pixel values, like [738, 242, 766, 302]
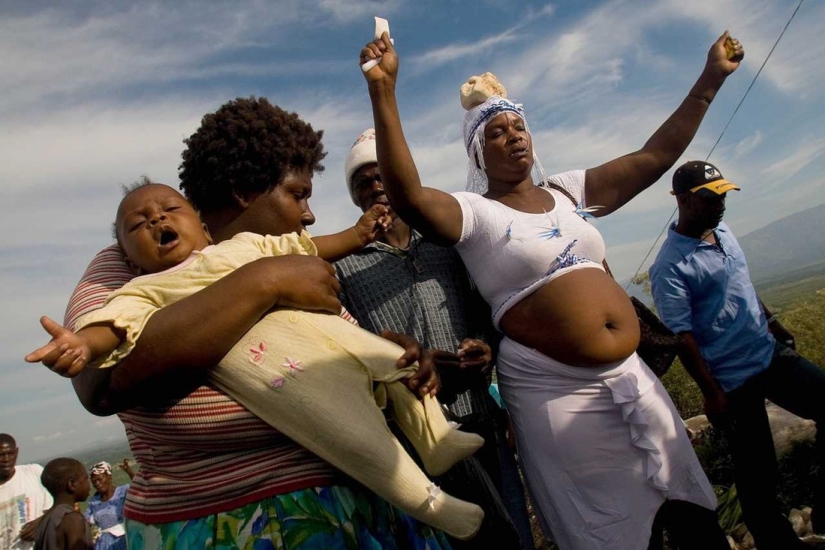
[374, 16, 390, 40]
[362, 16, 392, 72]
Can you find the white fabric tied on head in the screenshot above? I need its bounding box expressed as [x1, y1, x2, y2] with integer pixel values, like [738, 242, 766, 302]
[90, 461, 112, 476]
[461, 95, 549, 195]
[344, 129, 378, 206]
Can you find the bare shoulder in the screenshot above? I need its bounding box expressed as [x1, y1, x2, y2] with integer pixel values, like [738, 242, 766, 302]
[57, 511, 89, 547]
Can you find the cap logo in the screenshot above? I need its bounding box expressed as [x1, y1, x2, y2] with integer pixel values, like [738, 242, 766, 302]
[704, 164, 720, 180]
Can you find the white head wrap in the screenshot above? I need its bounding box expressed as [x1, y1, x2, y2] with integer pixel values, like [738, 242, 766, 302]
[343, 129, 378, 206]
[90, 461, 112, 476]
[461, 94, 548, 195]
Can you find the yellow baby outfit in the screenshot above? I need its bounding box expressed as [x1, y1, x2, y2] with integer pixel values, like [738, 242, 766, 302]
[76, 231, 484, 539]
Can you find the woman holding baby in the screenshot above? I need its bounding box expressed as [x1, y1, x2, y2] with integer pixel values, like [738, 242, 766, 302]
[59, 98, 453, 549]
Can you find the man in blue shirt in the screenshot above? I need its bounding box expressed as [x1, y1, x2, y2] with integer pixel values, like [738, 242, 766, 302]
[650, 160, 825, 550]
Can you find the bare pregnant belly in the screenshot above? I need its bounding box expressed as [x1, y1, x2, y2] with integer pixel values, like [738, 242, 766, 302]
[499, 268, 640, 366]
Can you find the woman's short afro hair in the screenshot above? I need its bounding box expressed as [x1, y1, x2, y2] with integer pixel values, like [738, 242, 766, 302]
[179, 97, 326, 214]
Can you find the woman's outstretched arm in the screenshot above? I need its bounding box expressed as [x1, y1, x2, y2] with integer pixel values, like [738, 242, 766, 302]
[362, 33, 464, 246]
[584, 31, 744, 215]
[71, 255, 342, 415]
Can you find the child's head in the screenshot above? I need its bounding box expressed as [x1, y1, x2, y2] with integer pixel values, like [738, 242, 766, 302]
[41, 457, 91, 502]
[179, 97, 325, 237]
[115, 182, 212, 274]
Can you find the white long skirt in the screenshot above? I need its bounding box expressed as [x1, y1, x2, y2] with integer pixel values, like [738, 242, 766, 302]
[497, 337, 716, 550]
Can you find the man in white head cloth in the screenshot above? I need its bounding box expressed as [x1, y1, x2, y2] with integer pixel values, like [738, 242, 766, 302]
[336, 129, 533, 549]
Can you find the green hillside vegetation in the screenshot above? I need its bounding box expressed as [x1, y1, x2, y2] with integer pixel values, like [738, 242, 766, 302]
[755, 262, 825, 315]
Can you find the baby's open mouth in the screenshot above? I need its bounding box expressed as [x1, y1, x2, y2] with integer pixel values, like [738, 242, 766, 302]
[159, 229, 179, 246]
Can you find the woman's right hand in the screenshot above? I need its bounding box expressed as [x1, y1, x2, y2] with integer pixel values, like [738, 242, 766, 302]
[361, 32, 397, 86]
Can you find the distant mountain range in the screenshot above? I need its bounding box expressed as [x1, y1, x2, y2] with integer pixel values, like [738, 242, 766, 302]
[739, 203, 825, 282]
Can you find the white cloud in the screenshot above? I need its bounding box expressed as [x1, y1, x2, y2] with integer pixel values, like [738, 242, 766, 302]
[318, 0, 401, 23]
[498, 2, 657, 100]
[33, 430, 75, 442]
[662, 0, 824, 96]
[409, 29, 520, 70]
[0, 1, 387, 111]
[93, 417, 122, 429]
[405, 4, 556, 74]
[762, 137, 825, 183]
[734, 130, 764, 157]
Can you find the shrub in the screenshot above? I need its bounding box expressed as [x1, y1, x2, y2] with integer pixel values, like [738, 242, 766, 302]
[660, 359, 704, 420]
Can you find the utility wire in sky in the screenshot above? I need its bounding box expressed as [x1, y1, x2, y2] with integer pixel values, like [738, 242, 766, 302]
[625, 0, 806, 290]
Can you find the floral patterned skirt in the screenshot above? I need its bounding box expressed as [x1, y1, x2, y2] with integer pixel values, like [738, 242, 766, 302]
[125, 484, 452, 550]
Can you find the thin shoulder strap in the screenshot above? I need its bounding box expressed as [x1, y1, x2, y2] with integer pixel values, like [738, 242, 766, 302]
[542, 180, 615, 279]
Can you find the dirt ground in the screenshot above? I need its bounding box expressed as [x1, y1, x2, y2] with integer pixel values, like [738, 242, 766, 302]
[526, 498, 555, 550]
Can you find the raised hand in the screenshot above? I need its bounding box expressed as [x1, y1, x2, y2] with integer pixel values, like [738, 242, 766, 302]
[118, 457, 136, 478]
[361, 32, 397, 85]
[707, 31, 744, 78]
[25, 316, 91, 377]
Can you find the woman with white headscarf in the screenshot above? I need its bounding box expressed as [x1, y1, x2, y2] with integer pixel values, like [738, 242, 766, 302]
[360, 30, 743, 550]
[84, 461, 133, 550]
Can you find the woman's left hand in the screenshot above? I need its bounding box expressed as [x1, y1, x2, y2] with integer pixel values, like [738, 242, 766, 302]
[380, 330, 441, 397]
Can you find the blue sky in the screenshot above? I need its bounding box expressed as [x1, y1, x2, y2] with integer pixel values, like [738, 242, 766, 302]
[2, 0, 823, 463]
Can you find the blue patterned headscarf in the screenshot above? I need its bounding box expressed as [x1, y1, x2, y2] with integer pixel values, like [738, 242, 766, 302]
[462, 96, 547, 195]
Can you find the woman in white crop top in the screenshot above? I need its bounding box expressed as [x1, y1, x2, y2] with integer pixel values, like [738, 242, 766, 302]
[360, 30, 745, 550]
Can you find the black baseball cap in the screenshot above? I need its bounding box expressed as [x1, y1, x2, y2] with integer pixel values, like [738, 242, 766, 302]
[671, 161, 740, 196]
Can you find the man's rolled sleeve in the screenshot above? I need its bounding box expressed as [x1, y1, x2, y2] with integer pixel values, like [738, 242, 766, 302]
[650, 263, 693, 334]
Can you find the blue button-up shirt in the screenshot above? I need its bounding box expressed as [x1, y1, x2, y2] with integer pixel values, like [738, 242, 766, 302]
[650, 222, 774, 392]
